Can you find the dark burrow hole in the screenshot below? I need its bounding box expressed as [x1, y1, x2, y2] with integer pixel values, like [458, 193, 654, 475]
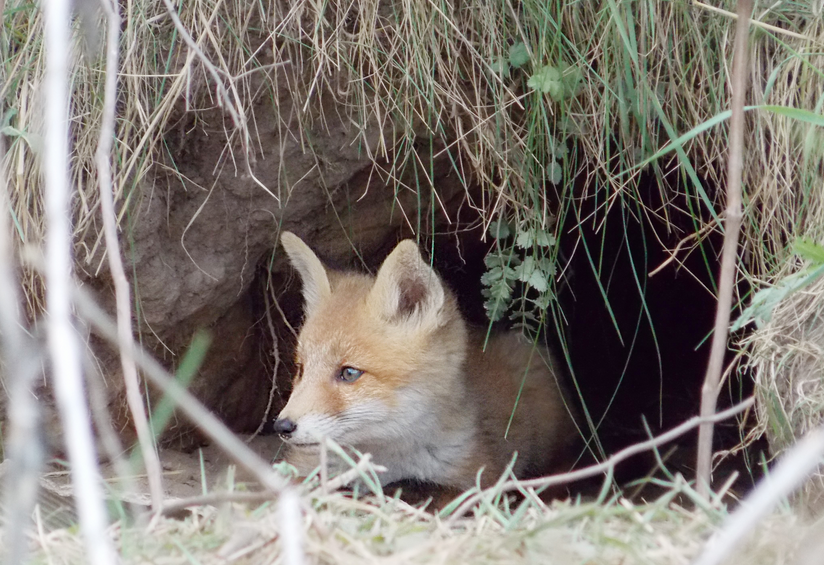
[243, 171, 768, 500]
[556, 172, 769, 498]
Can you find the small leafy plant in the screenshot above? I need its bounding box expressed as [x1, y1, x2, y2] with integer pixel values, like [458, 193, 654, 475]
[482, 218, 558, 334]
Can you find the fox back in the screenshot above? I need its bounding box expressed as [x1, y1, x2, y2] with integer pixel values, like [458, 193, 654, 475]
[274, 232, 577, 490]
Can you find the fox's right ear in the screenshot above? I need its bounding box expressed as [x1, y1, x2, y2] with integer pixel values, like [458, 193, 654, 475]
[281, 232, 332, 316]
[368, 239, 445, 329]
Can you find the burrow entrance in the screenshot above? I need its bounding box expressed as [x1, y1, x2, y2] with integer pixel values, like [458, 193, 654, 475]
[240, 171, 767, 496]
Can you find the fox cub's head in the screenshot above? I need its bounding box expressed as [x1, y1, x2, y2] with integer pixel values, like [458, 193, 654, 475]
[274, 232, 465, 450]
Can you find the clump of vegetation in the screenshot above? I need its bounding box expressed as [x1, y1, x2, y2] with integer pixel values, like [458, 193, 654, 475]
[23, 459, 816, 565]
[481, 218, 557, 334]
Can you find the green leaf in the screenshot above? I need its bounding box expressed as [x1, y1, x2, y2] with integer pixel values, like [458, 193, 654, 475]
[488, 219, 512, 240]
[485, 300, 507, 322]
[537, 257, 556, 274]
[528, 65, 563, 99]
[548, 161, 563, 184]
[1, 108, 18, 129]
[761, 105, 824, 128]
[484, 253, 505, 269]
[526, 269, 548, 292]
[0, 126, 23, 137]
[549, 136, 569, 159]
[731, 264, 824, 331]
[490, 279, 513, 300]
[484, 278, 514, 322]
[149, 330, 212, 437]
[491, 55, 509, 77]
[480, 267, 503, 285]
[516, 229, 555, 248]
[630, 104, 823, 179]
[509, 310, 538, 322]
[561, 64, 582, 94]
[515, 230, 533, 249]
[794, 238, 824, 265]
[514, 256, 535, 282]
[509, 42, 530, 68]
[532, 293, 553, 310]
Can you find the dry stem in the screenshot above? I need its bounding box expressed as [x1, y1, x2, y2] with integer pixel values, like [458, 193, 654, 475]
[278, 489, 305, 565]
[0, 143, 43, 565]
[311, 453, 388, 495]
[95, 0, 164, 513]
[159, 0, 282, 202]
[694, 426, 824, 565]
[447, 397, 754, 525]
[160, 491, 274, 516]
[248, 282, 281, 441]
[41, 0, 116, 560]
[695, 0, 752, 500]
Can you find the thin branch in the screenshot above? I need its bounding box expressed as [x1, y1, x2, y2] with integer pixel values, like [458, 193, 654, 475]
[310, 453, 387, 495]
[41, 0, 116, 560]
[160, 491, 274, 516]
[692, 1, 817, 43]
[695, 0, 752, 500]
[248, 283, 280, 441]
[0, 144, 44, 565]
[446, 398, 755, 525]
[95, 0, 164, 513]
[278, 489, 305, 565]
[693, 426, 824, 565]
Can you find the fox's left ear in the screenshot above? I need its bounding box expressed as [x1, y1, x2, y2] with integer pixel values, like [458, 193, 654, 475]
[281, 231, 332, 317]
[368, 240, 445, 327]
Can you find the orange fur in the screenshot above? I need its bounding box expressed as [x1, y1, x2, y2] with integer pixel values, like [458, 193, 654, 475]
[275, 232, 578, 491]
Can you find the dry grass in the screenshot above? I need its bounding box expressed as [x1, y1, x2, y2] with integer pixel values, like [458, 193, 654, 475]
[743, 270, 824, 511]
[22, 466, 815, 565]
[3, 1, 821, 269]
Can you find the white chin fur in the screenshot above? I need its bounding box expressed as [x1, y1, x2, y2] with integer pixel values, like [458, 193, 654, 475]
[289, 400, 395, 446]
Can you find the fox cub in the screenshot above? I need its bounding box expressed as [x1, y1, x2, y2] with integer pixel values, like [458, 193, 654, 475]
[274, 232, 577, 491]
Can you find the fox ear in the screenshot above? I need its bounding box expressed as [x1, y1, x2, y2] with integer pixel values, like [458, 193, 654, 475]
[281, 232, 332, 316]
[368, 240, 445, 326]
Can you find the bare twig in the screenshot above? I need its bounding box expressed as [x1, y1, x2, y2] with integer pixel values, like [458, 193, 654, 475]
[72, 286, 289, 495]
[160, 491, 273, 516]
[41, 0, 116, 560]
[320, 437, 328, 495]
[81, 339, 144, 518]
[692, 1, 818, 43]
[695, 0, 752, 500]
[446, 398, 755, 525]
[693, 426, 824, 565]
[311, 453, 388, 495]
[0, 144, 44, 565]
[278, 489, 305, 565]
[95, 0, 164, 513]
[248, 284, 280, 441]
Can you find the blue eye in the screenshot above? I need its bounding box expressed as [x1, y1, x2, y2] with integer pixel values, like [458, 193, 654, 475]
[338, 366, 364, 382]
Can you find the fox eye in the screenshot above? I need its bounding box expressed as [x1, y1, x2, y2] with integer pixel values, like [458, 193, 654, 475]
[338, 366, 364, 383]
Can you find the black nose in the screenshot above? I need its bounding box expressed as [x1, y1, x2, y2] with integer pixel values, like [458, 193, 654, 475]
[274, 418, 297, 437]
